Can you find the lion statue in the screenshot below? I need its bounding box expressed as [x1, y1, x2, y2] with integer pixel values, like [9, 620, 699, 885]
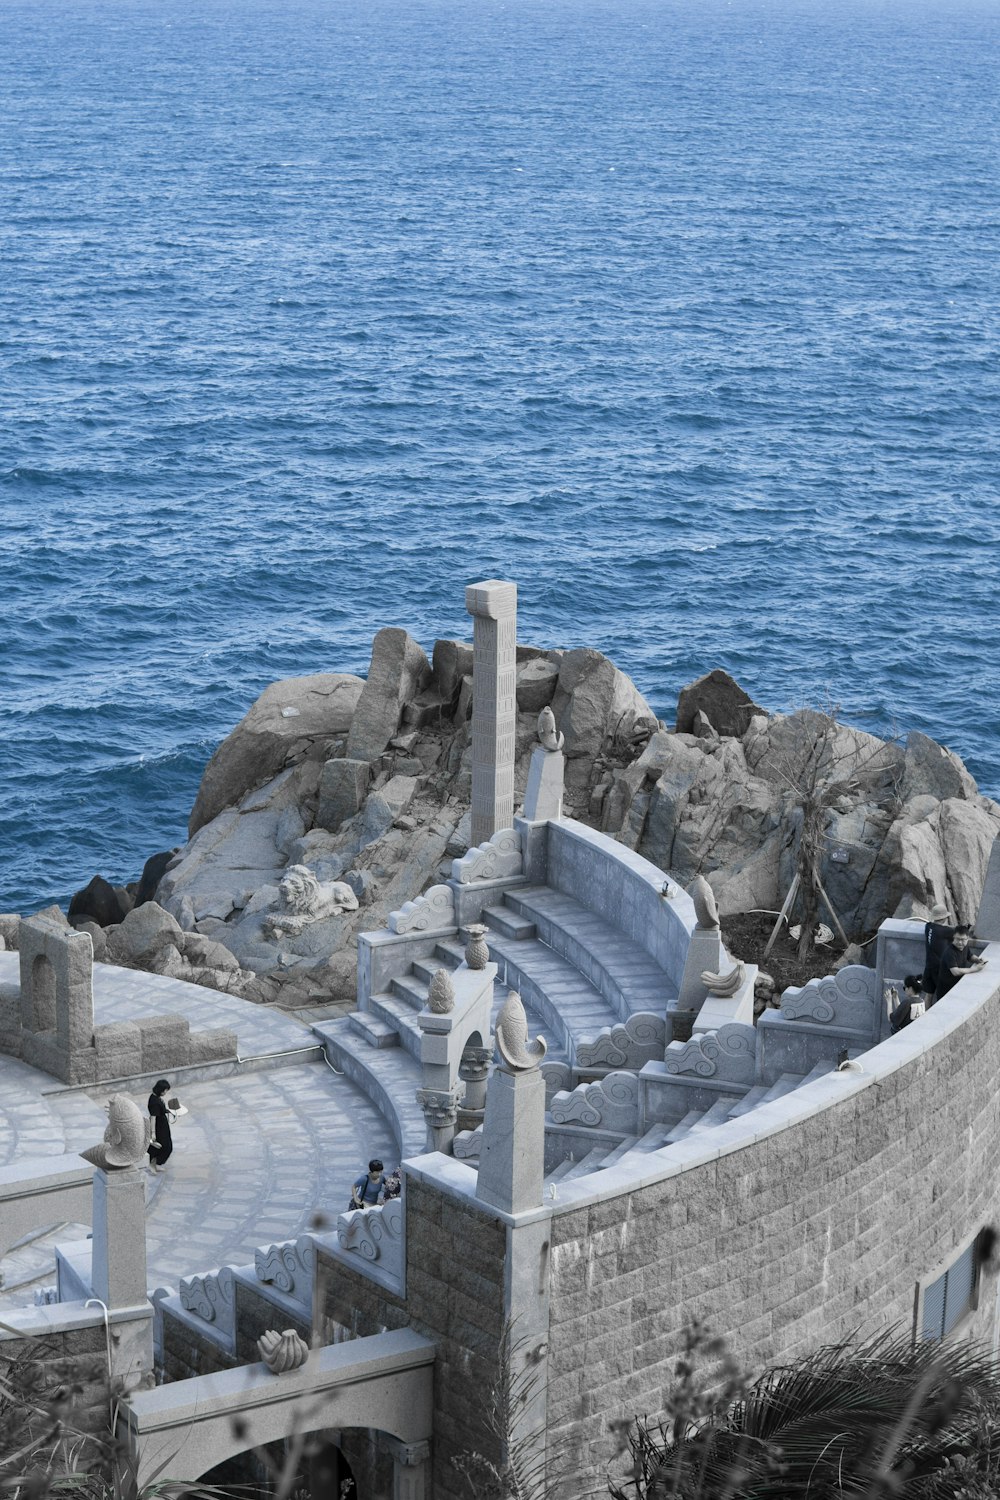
[263, 864, 360, 938]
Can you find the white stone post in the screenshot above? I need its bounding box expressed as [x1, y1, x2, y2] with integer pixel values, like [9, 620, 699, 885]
[92, 1167, 148, 1308]
[977, 835, 1000, 940]
[476, 1067, 545, 1216]
[465, 580, 517, 849]
[386, 1437, 431, 1500]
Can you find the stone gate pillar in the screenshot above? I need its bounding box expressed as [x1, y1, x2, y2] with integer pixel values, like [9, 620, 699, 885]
[465, 580, 517, 849]
[386, 1437, 431, 1500]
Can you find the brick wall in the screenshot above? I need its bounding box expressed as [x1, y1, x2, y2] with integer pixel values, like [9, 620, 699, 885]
[318, 1177, 507, 1500]
[544, 991, 1000, 1493]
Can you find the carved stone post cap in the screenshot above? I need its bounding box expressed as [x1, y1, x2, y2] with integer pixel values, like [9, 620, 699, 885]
[465, 580, 517, 619]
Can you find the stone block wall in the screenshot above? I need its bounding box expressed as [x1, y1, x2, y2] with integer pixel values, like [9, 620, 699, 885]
[543, 986, 1000, 1495]
[0, 1316, 111, 1468]
[317, 1178, 506, 1500]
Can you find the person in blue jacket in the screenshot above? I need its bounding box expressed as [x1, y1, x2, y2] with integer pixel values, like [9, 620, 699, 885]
[351, 1158, 385, 1210]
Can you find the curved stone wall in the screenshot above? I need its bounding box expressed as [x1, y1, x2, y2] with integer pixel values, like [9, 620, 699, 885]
[542, 950, 1000, 1491]
[545, 819, 695, 987]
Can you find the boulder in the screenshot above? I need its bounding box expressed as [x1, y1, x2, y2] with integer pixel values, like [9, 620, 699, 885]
[189, 672, 364, 835]
[550, 648, 656, 761]
[345, 629, 431, 764]
[76, 921, 108, 962]
[431, 639, 474, 703]
[35, 904, 72, 928]
[316, 759, 370, 833]
[68, 875, 129, 929]
[177, 931, 242, 972]
[105, 902, 182, 968]
[675, 669, 766, 738]
[901, 730, 979, 803]
[516, 658, 559, 713]
[135, 849, 178, 906]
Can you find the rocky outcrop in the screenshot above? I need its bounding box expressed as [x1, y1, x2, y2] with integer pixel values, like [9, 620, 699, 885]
[189, 673, 364, 836]
[39, 631, 1000, 1015]
[600, 700, 1000, 935]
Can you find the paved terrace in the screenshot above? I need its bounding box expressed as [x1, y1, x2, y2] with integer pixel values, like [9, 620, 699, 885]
[0, 956, 394, 1307]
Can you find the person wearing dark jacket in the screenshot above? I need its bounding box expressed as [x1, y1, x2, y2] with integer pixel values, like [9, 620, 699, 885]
[933, 926, 987, 1004]
[147, 1078, 174, 1172]
[921, 905, 954, 995]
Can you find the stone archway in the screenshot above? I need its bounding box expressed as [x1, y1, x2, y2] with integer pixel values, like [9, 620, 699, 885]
[122, 1329, 435, 1495]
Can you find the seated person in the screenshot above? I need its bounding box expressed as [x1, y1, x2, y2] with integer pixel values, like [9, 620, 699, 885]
[381, 1167, 402, 1203]
[933, 925, 987, 1004]
[350, 1158, 385, 1210]
[888, 975, 924, 1033]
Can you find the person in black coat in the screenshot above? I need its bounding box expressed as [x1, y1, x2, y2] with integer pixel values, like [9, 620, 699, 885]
[888, 976, 924, 1033]
[921, 905, 954, 996]
[147, 1078, 174, 1172]
[933, 925, 987, 1005]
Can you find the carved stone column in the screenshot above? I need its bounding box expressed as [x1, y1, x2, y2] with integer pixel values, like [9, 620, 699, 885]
[458, 1043, 492, 1115]
[92, 1166, 148, 1308]
[386, 1438, 431, 1500]
[465, 579, 517, 848]
[416, 1085, 464, 1154]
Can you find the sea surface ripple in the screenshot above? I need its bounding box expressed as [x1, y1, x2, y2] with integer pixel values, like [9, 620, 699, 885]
[2, 0, 999, 912]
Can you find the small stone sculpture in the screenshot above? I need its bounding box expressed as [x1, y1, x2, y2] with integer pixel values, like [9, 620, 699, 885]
[465, 924, 490, 970]
[257, 1328, 310, 1374]
[700, 961, 746, 999]
[263, 865, 360, 938]
[689, 875, 720, 931]
[537, 705, 565, 753]
[495, 990, 547, 1071]
[80, 1094, 150, 1171]
[427, 970, 456, 1014]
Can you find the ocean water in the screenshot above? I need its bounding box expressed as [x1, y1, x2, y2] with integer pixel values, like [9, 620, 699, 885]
[2, 0, 999, 915]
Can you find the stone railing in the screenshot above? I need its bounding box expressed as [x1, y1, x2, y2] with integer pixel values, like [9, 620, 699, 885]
[336, 1199, 404, 1287]
[576, 1012, 665, 1072]
[549, 1071, 640, 1134]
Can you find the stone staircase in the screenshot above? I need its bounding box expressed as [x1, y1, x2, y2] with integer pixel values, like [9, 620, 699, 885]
[313, 880, 681, 1162]
[540, 1061, 842, 1189]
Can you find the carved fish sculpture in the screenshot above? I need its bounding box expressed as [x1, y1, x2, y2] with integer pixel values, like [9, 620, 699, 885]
[689, 875, 720, 931]
[495, 990, 547, 1071]
[80, 1094, 150, 1170]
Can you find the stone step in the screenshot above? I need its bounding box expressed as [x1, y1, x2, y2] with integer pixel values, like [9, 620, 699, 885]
[546, 1157, 579, 1183]
[434, 938, 468, 969]
[368, 994, 422, 1061]
[312, 1018, 426, 1162]
[664, 1109, 704, 1144]
[727, 1085, 770, 1119]
[390, 974, 429, 1011]
[411, 956, 457, 987]
[484, 933, 620, 1063]
[502, 886, 676, 1020]
[598, 1134, 640, 1167]
[560, 1146, 610, 1181]
[631, 1124, 674, 1153]
[687, 1098, 738, 1133]
[482, 905, 537, 942]
[346, 1012, 400, 1050]
[761, 1073, 804, 1104]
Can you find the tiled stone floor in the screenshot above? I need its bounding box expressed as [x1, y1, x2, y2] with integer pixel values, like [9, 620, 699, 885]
[0, 959, 396, 1306]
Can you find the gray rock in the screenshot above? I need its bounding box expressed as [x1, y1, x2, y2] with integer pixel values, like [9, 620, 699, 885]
[456, 675, 474, 722]
[551, 648, 656, 761]
[0, 915, 21, 950]
[105, 902, 182, 968]
[76, 921, 108, 963]
[675, 669, 766, 739]
[901, 730, 979, 803]
[345, 628, 431, 763]
[516, 659, 559, 713]
[34, 904, 71, 928]
[178, 932, 242, 972]
[189, 672, 364, 834]
[342, 869, 377, 904]
[431, 639, 475, 703]
[316, 759, 370, 832]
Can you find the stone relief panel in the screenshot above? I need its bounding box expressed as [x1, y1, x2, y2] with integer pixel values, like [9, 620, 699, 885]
[664, 1022, 757, 1082]
[549, 1070, 640, 1133]
[576, 1012, 666, 1070]
[780, 965, 879, 1033]
[451, 827, 523, 885]
[179, 1264, 237, 1340]
[388, 884, 457, 935]
[336, 1198, 404, 1283]
[254, 1235, 317, 1309]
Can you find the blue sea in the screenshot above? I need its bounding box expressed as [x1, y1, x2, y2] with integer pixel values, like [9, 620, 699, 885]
[2, 0, 999, 915]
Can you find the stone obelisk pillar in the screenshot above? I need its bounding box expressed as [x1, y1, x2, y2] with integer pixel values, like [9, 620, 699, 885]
[465, 580, 517, 849]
